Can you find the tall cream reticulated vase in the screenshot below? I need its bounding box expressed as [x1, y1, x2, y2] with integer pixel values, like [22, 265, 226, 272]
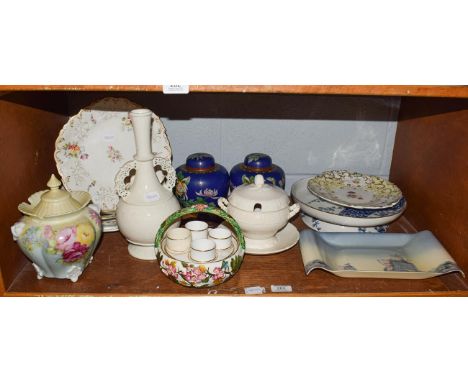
[115, 109, 180, 260]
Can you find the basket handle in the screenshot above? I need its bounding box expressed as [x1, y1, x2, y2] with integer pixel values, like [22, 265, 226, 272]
[155, 204, 245, 250]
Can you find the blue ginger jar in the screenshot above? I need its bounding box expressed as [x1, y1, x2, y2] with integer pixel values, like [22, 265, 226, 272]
[175, 153, 229, 207]
[230, 153, 285, 189]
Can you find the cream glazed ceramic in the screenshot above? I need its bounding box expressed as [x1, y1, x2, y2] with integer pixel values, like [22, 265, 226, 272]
[245, 223, 300, 255]
[11, 175, 102, 282]
[218, 174, 300, 252]
[115, 109, 180, 260]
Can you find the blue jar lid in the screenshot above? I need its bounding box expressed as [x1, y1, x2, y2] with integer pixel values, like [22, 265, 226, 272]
[186, 153, 215, 170]
[243, 153, 272, 169]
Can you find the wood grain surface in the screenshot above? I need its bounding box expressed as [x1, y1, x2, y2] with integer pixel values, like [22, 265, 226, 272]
[0, 100, 67, 291]
[390, 97, 468, 274]
[5, 217, 468, 297]
[1, 85, 468, 98]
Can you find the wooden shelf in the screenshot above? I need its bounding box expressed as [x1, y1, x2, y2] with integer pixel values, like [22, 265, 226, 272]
[1, 85, 468, 98]
[6, 217, 468, 297]
[1, 89, 467, 297]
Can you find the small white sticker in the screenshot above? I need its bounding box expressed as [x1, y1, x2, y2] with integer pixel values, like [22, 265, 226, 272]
[144, 191, 160, 202]
[163, 85, 190, 94]
[103, 134, 115, 142]
[271, 285, 292, 293]
[244, 286, 266, 295]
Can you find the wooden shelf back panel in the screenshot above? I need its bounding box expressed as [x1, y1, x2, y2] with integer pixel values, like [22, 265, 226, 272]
[0, 100, 68, 289]
[390, 98, 468, 272]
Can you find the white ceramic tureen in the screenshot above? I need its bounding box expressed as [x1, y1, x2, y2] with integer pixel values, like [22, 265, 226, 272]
[218, 174, 300, 248]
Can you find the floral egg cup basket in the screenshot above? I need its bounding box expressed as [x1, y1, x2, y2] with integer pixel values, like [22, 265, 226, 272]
[155, 204, 245, 288]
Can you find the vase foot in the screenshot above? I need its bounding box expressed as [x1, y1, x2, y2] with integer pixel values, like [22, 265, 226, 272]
[128, 244, 157, 260]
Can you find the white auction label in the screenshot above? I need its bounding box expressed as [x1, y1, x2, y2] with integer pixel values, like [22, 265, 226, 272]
[244, 286, 266, 295]
[102, 134, 115, 142]
[271, 285, 293, 293]
[163, 85, 190, 94]
[144, 191, 160, 202]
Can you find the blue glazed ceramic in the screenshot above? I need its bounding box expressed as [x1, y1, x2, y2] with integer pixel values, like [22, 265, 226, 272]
[175, 153, 229, 207]
[230, 153, 285, 189]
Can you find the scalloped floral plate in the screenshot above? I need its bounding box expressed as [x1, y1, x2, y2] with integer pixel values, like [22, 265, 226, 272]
[300, 230, 464, 279]
[307, 170, 403, 209]
[54, 98, 172, 215]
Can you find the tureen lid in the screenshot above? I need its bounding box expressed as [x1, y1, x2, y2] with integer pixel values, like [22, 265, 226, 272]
[18, 174, 91, 218]
[228, 174, 290, 212]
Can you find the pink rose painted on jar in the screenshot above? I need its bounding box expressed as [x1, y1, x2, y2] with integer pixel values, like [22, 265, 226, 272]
[62, 242, 89, 262]
[56, 227, 77, 252]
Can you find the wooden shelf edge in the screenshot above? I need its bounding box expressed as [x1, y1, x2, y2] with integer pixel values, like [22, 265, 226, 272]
[1, 85, 468, 98]
[4, 290, 468, 297]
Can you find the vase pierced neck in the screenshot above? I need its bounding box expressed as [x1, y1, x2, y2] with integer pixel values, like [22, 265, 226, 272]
[130, 109, 154, 161]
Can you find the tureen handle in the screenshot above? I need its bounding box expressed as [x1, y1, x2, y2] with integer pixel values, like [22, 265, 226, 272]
[218, 197, 229, 212]
[288, 203, 300, 219]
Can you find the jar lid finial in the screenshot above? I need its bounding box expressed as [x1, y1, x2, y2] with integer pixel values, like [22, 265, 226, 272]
[47, 174, 62, 189]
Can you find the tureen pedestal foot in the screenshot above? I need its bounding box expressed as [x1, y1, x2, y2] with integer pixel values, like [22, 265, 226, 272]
[245, 236, 279, 250]
[128, 244, 157, 260]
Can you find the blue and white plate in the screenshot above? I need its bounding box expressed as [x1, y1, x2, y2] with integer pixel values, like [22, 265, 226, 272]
[291, 178, 406, 227]
[301, 214, 388, 233]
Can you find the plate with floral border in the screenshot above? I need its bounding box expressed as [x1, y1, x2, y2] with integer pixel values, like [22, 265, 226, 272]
[292, 178, 406, 227]
[54, 97, 172, 216]
[300, 229, 464, 279]
[307, 170, 403, 209]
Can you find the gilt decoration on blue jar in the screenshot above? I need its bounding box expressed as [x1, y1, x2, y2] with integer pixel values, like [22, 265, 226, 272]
[230, 153, 285, 189]
[175, 153, 229, 207]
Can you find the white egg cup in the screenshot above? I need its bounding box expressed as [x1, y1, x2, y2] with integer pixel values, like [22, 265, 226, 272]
[166, 227, 191, 253]
[190, 238, 216, 263]
[208, 227, 232, 250]
[185, 220, 209, 240]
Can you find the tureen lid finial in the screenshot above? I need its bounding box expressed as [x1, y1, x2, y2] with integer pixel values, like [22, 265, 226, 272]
[254, 174, 265, 187]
